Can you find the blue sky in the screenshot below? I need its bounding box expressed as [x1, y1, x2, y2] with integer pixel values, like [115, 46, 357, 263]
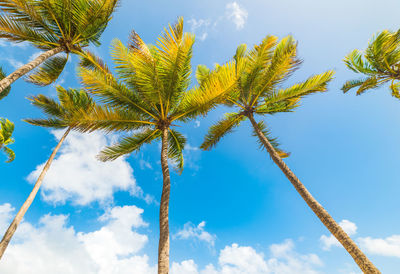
[1, 0, 400, 273]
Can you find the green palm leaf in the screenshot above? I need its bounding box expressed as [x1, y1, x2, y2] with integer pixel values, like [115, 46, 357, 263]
[168, 129, 186, 173]
[201, 113, 245, 151]
[26, 54, 68, 86]
[98, 128, 161, 162]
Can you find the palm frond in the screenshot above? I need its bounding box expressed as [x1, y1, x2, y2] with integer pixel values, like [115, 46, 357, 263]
[168, 128, 186, 173]
[26, 54, 68, 86]
[70, 105, 154, 133]
[23, 117, 68, 128]
[156, 17, 195, 112]
[2, 146, 15, 163]
[172, 61, 238, 121]
[98, 128, 160, 161]
[251, 35, 301, 105]
[79, 50, 111, 74]
[342, 79, 366, 93]
[265, 70, 334, 105]
[252, 120, 289, 158]
[200, 112, 245, 151]
[195, 65, 210, 85]
[390, 80, 400, 100]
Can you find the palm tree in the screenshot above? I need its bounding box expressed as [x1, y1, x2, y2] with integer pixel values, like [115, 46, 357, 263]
[0, 0, 119, 94]
[0, 118, 15, 162]
[200, 37, 380, 273]
[72, 18, 233, 274]
[342, 29, 400, 98]
[0, 87, 96, 259]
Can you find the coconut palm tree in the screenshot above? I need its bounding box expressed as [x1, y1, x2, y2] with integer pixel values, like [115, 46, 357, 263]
[0, 0, 119, 95]
[0, 86, 96, 259]
[73, 18, 234, 274]
[0, 118, 15, 162]
[200, 37, 380, 273]
[342, 29, 400, 98]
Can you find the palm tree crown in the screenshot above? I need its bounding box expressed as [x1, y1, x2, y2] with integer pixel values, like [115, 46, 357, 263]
[25, 85, 96, 128]
[342, 29, 400, 99]
[201, 36, 334, 151]
[0, 118, 15, 162]
[0, 0, 119, 90]
[75, 17, 232, 168]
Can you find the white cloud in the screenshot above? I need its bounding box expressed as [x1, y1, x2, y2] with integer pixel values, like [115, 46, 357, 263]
[172, 240, 322, 274]
[226, 2, 248, 30]
[358, 235, 400, 258]
[188, 19, 211, 41]
[27, 130, 151, 206]
[320, 220, 357, 250]
[194, 120, 201, 128]
[0, 203, 324, 274]
[171, 260, 199, 274]
[0, 204, 156, 274]
[174, 221, 216, 247]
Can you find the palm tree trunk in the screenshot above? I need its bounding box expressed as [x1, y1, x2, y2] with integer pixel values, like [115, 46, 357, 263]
[158, 127, 171, 274]
[248, 113, 380, 274]
[0, 47, 64, 94]
[0, 127, 71, 260]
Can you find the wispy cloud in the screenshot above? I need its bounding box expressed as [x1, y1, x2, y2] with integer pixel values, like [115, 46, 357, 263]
[226, 2, 248, 30]
[174, 221, 216, 247]
[188, 19, 211, 41]
[187, 2, 248, 42]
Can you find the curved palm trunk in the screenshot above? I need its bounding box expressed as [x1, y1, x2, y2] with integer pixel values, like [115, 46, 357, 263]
[158, 127, 171, 274]
[0, 127, 70, 259]
[248, 114, 380, 274]
[0, 47, 64, 94]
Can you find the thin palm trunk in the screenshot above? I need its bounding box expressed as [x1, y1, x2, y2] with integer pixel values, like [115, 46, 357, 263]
[0, 47, 64, 94]
[158, 127, 171, 274]
[0, 127, 70, 259]
[248, 113, 380, 274]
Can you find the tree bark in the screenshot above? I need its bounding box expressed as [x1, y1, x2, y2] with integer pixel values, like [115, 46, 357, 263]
[0, 47, 64, 94]
[0, 127, 71, 260]
[158, 127, 171, 274]
[248, 113, 380, 274]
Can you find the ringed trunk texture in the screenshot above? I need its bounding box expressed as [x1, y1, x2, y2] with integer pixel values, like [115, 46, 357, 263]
[158, 127, 171, 274]
[0, 127, 70, 260]
[0, 47, 64, 94]
[248, 114, 380, 274]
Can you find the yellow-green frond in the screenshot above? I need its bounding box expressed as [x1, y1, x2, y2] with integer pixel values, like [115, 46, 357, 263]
[98, 128, 160, 161]
[26, 54, 68, 86]
[200, 112, 245, 151]
[265, 70, 334, 105]
[172, 61, 238, 121]
[168, 128, 186, 173]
